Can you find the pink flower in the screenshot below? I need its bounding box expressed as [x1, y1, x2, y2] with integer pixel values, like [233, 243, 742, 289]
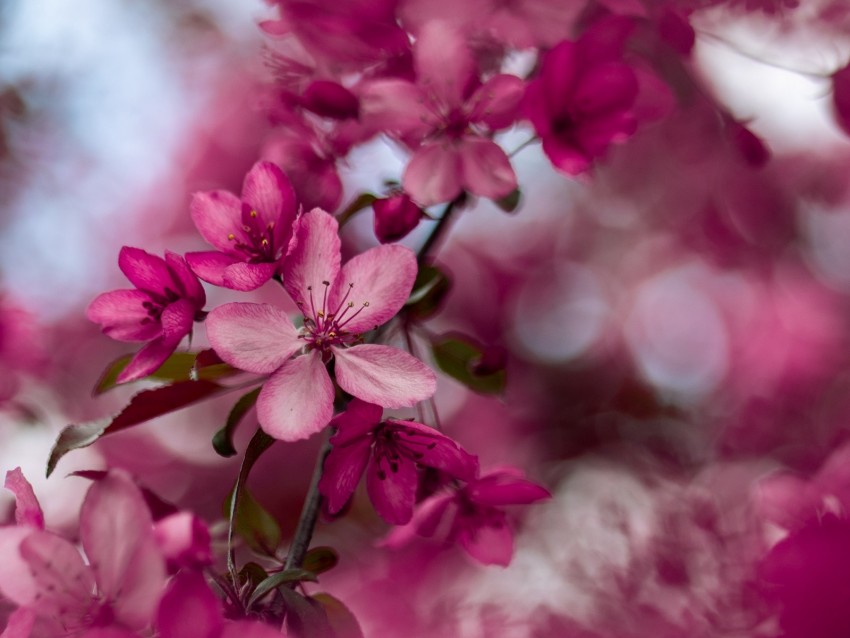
[185, 161, 298, 291]
[523, 23, 639, 175]
[0, 470, 167, 636]
[87, 247, 206, 384]
[372, 191, 425, 243]
[385, 468, 550, 566]
[206, 209, 437, 442]
[318, 399, 478, 524]
[360, 22, 523, 205]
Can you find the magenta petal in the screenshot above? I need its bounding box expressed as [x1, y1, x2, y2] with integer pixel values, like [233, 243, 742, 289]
[575, 111, 637, 156]
[572, 62, 638, 117]
[82, 630, 141, 638]
[333, 344, 437, 408]
[220, 621, 285, 638]
[457, 515, 514, 566]
[388, 420, 478, 481]
[206, 302, 301, 375]
[257, 352, 334, 441]
[540, 41, 579, 115]
[156, 571, 222, 638]
[541, 136, 592, 175]
[459, 138, 517, 200]
[4, 468, 44, 529]
[402, 143, 463, 206]
[359, 79, 433, 138]
[329, 244, 417, 334]
[87, 290, 163, 342]
[283, 209, 342, 311]
[164, 252, 206, 305]
[116, 336, 179, 384]
[80, 471, 165, 629]
[414, 21, 474, 108]
[160, 298, 195, 339]
[185, 251, 240, 287]
[222, 261, 277, 291]
[118, 247, 173, 296]
[329, 398, 384, 445]
[241, 161, 297, 236]
[366, 455, 418, 525]
[319, 435, 372, 514]
[1, 608, 35, 638]
[467, 471, 551, 506]
[190, 189, 245, 253]
[154, 512, 212, 570]
[469, 74, 525, 131]
[833, 63, 850, 136]
[19, 530, 95, 616]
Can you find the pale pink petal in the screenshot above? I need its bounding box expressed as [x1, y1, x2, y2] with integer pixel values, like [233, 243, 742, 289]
[222, 261, 278, 291]
[388, 420, 478, 480]
[467, 471, 551, 506]
[118, 247, 173, 296]
[156, 571, 222, 638]
[334, 345, 436, 408]
[283, 209, 342, 312]
[257, 352, 334, 441]
[115, 336, 180, 384]
[572, 63, 638, 117]
[329, 245, 417, 334]
[220, 621, 283, 638]
[19, 531, 95, 618]
[185, 251, 240, 287]
[359, 80, 434, 138]
[80, 470, 166, 629]
[0, 527, 38, 606]
[402, 143, 463, 206]
[414, 21, 474, 108]
[87, 290, 163, 342]
[190, 189, 245, 253]
[153, 512, 212, 571]
[164, 252, 206, 305]
[4, 468, 44, 529]
[82, 630, 140, 638]
[206, 303, 302, 375]
[329, 399, 383, 445]
[241, 161, 297, 238]
[459, 138, 517, 200]
[1, 608, 35, 638]
[468, 74, 525, 131]
[319, 435, 372, 514]
[457, 515, 514, 566]
[366, 455, 418, 525]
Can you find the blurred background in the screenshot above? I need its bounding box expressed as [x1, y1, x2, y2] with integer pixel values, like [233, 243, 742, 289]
[4, 0, 850, 636]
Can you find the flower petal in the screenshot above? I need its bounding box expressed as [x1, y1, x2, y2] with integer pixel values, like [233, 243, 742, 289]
[185, 251, 241, 288]
[116, 335, 179, 384]
[257, 352, 334, 441]
[164, 252, 206, 305]
[222, 261, 277, 292]
[206, 302, 301, 375]
[359, 79, 433, 139]
[388, 420, 478, 481]
[5, 467, 44, 529]
[467, 470, 551, 506]
[1, 608, 36, 638]
[402, 143, 463, 206]
[329, 244, 417, 334]
[283, 209, 342, 313]
[459, 138, 517, 200]
[319, 435, 372, 514]
[118, 247, 173, 297]
[468, 74, 525, 131]
[87, 290, 163, 342]
[540, 41, 579, 116]
[329, 398, 384, 445]
[541, 135, 592, 175]
[457, 513, 514, 566]
[333, 344, 436, 408]
[366, 455, 418, 525]
[19, 531, 95, 617]
[156, 571, 222, 638]
[572, 62, 638, 117]
[382, 491, 456, 548]
[0, 527, 38, 606]
[414, 21, 474, 108]
[190, 189, 245, 253]
[240, 161, 298, 247]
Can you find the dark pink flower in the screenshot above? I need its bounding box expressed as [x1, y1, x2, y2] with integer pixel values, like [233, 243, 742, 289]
[832, 62, 850, 137]
[87, 247, 206, 384]
[385, 468, 550, 566]
[0, 470, 167, 635]
[372, 191, 425, 243]
[185, 161, 297, 291]
[153, 512, 212, 573]
[360, 22, 523, 205]
[206, 209, 436, 441]
[318, 399, 478, 525]
[523, 25, 639, 175]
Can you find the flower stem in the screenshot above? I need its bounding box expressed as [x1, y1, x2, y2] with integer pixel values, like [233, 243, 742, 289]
[284, 430, 333, 570]
[417, 194, 465, 265]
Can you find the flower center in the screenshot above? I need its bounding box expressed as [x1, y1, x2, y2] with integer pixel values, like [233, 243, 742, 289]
[372, 423, 438, 481]
[226, 209, 277, 262]
[298, 281, 369, 354]
[139, 287, 181, 324]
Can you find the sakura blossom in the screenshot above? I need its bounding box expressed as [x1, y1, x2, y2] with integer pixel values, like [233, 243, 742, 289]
[206, 209, 436, 441]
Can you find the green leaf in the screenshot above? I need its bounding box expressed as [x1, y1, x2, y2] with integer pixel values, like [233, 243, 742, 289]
[312, 593, 365, 638]
[280, 588, 335, 638]
[48, 380, 228, 477]
[212, 387, 261, 457]
[93, 349, 237, 395]
[494, 188, 521, 213]
[405, 264, 451, 320]
[302, 546, 339, 576]
[431, 335, 506, 395]
[247, 568, 318, 609]
[239, 562, 269, 590]
[336, 192, 377, 227]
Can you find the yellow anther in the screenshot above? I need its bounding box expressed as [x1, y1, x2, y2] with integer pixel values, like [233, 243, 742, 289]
[261, 238, 269, 247]
[227, 233, 235, 240]
[250, 210, 258, 218]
